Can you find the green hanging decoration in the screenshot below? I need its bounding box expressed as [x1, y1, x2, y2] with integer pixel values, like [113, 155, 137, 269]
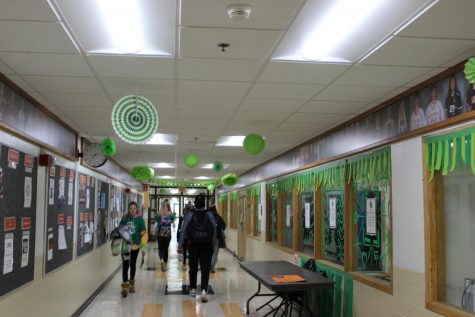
[184, 153, 199, 168]
[218, 194, 228, 202]
[222, 173, 238, 186]
[243, 133, 266, 155]
[131, 166, 154, 181]
[230, 191, 239, 201]
[101, 138, 116, 157]
[464, 57, 475, 83]
[159, 188, 166, 194]
[207, 184, 215, 192]
[246, 184, 261, 197]
[212, 160, 224, 173]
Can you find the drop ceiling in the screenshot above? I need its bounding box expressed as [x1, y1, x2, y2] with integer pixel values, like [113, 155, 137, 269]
[1, 0, 475, 183]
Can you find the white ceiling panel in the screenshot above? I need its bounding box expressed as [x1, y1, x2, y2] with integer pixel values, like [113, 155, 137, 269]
[179, 58, 262, 82]
[404, 67, 447, 88]
[287, 112, 345, 124]
[23, 76, 102, 94]
[278, 121, 332, 131]
[59, 106, 112, 118]
[248, 83, 324, 100]
[0, 59, 14, 75]
[299, 101, 369, 114]
[226, 119, 278, 130]
[440, 46, 475, 68]
[363, 37, 475, 67]
[376, 87, 414, 103]
[5, 74, 36, 92]
[314, 85, 396, 103]
[109, 95, 176, 109]
[180, 27, 282, 59]
[101, 78, 175, 95]
[0, 53, 92, 77]
[399, 0, 475, 40]
[232, 110, 290, 122]
[178, 96, 241, 111]
[334, 65, 431, 87]
[259, 62, 350, 84]
[0, 21, 78, 53]
[88, 56, 174, 79]
[178, 80, 250, 98]
[43, 93, 111, 107]
[0, 0, 57, 21]
[181, 0, 304, 30]
[239, 98, 305, 112]
[222, 125, 275, 136]
[178, 109, 233, 121]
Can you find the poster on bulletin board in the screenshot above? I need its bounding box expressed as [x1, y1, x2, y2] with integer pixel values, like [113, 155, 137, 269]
[44, 165, 75, 275]
[0, 144, 37, 296]
[110, 185, 126, 234]
[77, 174, 95, 257]
[96, 180, 109, 247]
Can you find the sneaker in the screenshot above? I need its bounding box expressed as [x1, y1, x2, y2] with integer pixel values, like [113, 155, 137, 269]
[189, 288, 196, 297]
[160, 260, 165, 272]
[164, 262, 168, 272]
[182, 264, 187, 272]
[200, 289, 208, 303]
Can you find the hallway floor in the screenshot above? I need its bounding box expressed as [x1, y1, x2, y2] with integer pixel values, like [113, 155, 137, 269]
[80, 229, 290, 317]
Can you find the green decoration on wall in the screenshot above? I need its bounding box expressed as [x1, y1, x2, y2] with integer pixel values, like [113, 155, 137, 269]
[184, 154, 199, 168]
[111, 95, 159, 144]
[101, 138, 116, 157]
[131, 166, 154, 181]
[243, 133, 265, 155]
[212, 160, 224, 173]
[159, 188, 166, 194]
[465, 57, 475, 83]
[229, 191, 239, 201]
[221, 173, 238, 186]
[246, 184, 261, 197]
[218, 194, 228, 202]
[207, 184, 215, 192]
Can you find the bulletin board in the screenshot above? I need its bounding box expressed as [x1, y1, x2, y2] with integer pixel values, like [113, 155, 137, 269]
[323, 190, 345, 265]
[0, 144, 37, 296]
[96, 180, 109, 247]
[44, 165, 75, 275]
[76, 173, 95, 257]
[109, 185, 126, 234]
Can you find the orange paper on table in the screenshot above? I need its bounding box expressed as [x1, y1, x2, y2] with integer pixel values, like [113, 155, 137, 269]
[271, 275, 306, 283]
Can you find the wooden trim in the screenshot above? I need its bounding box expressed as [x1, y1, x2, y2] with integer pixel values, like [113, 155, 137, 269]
[293, 188, 301, 251]
[427, 301, 475, 317]
[345, 181, 356, 272]
[351, 272, 393, 295]
[317, 259, 345, 272]
[314, 187, 323, 260]
[435, 172, 446, 302]
[246, 192, 251, 235]
[266, 188, 271, 242]
[252, 195, 259, 238]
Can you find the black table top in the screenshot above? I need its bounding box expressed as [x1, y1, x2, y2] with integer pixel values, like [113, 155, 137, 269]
[240, 261, 334, 293]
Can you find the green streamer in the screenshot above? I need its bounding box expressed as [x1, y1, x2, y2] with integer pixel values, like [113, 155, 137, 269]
[442, 140, 449, 176]
[471, 133, 475, 175]
[450, 138, 457, 172]
[425, 143, 431, 168]
[435, 141, 443, 171]
[461, 135, 467, 163]
[429, 142, 436, 181]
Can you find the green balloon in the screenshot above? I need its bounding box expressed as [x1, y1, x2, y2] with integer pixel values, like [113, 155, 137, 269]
[243, 133, 265, 155]
[207, 184, 215, 192]
[184, 154, 199, 168]
[212, 160, 224, 173]
[221, 173, 238, 186]
[131, 166, 154, 181]
[101, 138, 116, 157]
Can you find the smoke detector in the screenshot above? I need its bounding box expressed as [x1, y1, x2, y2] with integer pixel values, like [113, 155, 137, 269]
[226, 4, 252, 21]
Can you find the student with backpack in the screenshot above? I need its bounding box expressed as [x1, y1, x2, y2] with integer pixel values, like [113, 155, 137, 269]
[177, 202, 193, 271]
[178, 194, 216, 303]
[154, 199, 175, 272]
[208, 205, 226, 273]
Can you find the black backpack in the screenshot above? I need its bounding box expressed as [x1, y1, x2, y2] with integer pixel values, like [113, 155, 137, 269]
[188, 210, 214, 244]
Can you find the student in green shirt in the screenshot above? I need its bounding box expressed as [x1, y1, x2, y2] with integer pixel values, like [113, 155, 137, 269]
[120, 201, 147, 297]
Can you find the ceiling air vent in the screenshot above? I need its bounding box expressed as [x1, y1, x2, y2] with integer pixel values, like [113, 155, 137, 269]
[226, 4, 252, 21]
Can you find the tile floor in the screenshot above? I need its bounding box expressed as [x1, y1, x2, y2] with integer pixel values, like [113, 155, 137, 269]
[80, 229, 294, 317]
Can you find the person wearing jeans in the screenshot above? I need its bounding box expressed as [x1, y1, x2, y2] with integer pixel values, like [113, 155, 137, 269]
[208, 205, 226, 273]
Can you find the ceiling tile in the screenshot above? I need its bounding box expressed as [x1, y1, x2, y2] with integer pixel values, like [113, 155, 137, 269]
[179, 58, 262, 81]
[5, 74, 36, 92]
[0, 59, 14, 75]
[314, 85, 396, 103]
[258, 62, 350, 84]
[22, 76, 102, 94]
[109, 94, 176, 109]
[363, 37, 475, 67]
[248, 83, 324, 100]
[0, 0, 57, 21]
[239, 98, 305, 112]
[0, 53, 92, 76]
[59, 106, 112, 118]
[179, 80, 250, 98]
[178, 109, 233, 121]
[101, 78, 175, 95]
[181, 0, 304, 30]
[404, 67, 447, 88]
[0, 21, 78, 53]
[334, 65, 431, 87]
[43, 93, 112, 107]
[178, 96, 241, 111]
[232, 110, 290, 122]
[376, 87, 413, 103]
[180, 27, 282, 59]
[287, 112, 344, 124]
[399, 0, 475, 40]
[88, 56, 174, 79]
[299, 101, 369, 114]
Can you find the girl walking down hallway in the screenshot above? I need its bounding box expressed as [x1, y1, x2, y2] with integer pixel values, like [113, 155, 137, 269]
[154, 199, 175, 272]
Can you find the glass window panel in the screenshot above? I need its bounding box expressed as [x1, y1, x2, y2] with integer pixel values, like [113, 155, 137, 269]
[283, 190, 293, 249]
[323, 188, 345, 265]
[256, 193, 261, 238]
[269, 190, 278, 243]
[300, 189, 314, 256]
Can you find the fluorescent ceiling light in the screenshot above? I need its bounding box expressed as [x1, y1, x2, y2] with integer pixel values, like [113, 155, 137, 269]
[272, 0, 437, 63]
[201, 163, 230, 169]
[194, 176, 212, 180]
[148, 162, 176, 168]
[216, 136, 245, 147]
[187, 189, 197, 194]
[52, 0, 175, 56]
[146, 134, 177, 145]
[158, 175, 175, 179]
[169, 189, 178, 194]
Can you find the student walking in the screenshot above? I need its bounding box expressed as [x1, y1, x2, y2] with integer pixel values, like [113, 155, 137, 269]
[178, 194, 216, 303]
[120, 201, 147, 297]
[154, 199, 175, 272]
[177, 202, 193, 271]
[208, 205, 226, 273]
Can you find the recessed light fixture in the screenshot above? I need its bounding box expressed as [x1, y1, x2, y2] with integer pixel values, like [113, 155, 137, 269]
[194, 176, 212, 180]
[148, 162, 176, 168]
[226, 4, 252, 21]
[187, 189, 197, 194]
[158, 175, 175, 179]
[216, 136, 246, 147]
[201, 163, 230, 169]
[146, 134, 177, 145]
[169, 188, 178, 194]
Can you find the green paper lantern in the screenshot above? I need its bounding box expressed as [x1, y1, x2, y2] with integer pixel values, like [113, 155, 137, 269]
[131, 166, 154, 181]
[184, 154, 199, 168]
[101, 138, 116, 157]
[221, 173, 238, 186]
[465, 57, 475, 83]
[243, 133, 265, 155]
[159, 188, 166, 194]
[207, 184, 215, 192]
[212, 160, 224, 173]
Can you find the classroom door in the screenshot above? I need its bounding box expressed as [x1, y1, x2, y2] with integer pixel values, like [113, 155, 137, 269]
[237, 195, 246, 260]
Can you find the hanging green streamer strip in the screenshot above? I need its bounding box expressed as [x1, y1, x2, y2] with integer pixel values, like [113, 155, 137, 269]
[450, 138, 457, 172]
[442, 140, 449, 176]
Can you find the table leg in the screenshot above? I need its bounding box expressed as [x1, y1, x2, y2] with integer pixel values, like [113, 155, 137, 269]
[256, 295, 280, 312]
[246, 281, 261, 315]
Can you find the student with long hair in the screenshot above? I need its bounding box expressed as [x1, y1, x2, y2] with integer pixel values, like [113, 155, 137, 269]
[154, 199, 175, 272]
[445, 75, 463, 118]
